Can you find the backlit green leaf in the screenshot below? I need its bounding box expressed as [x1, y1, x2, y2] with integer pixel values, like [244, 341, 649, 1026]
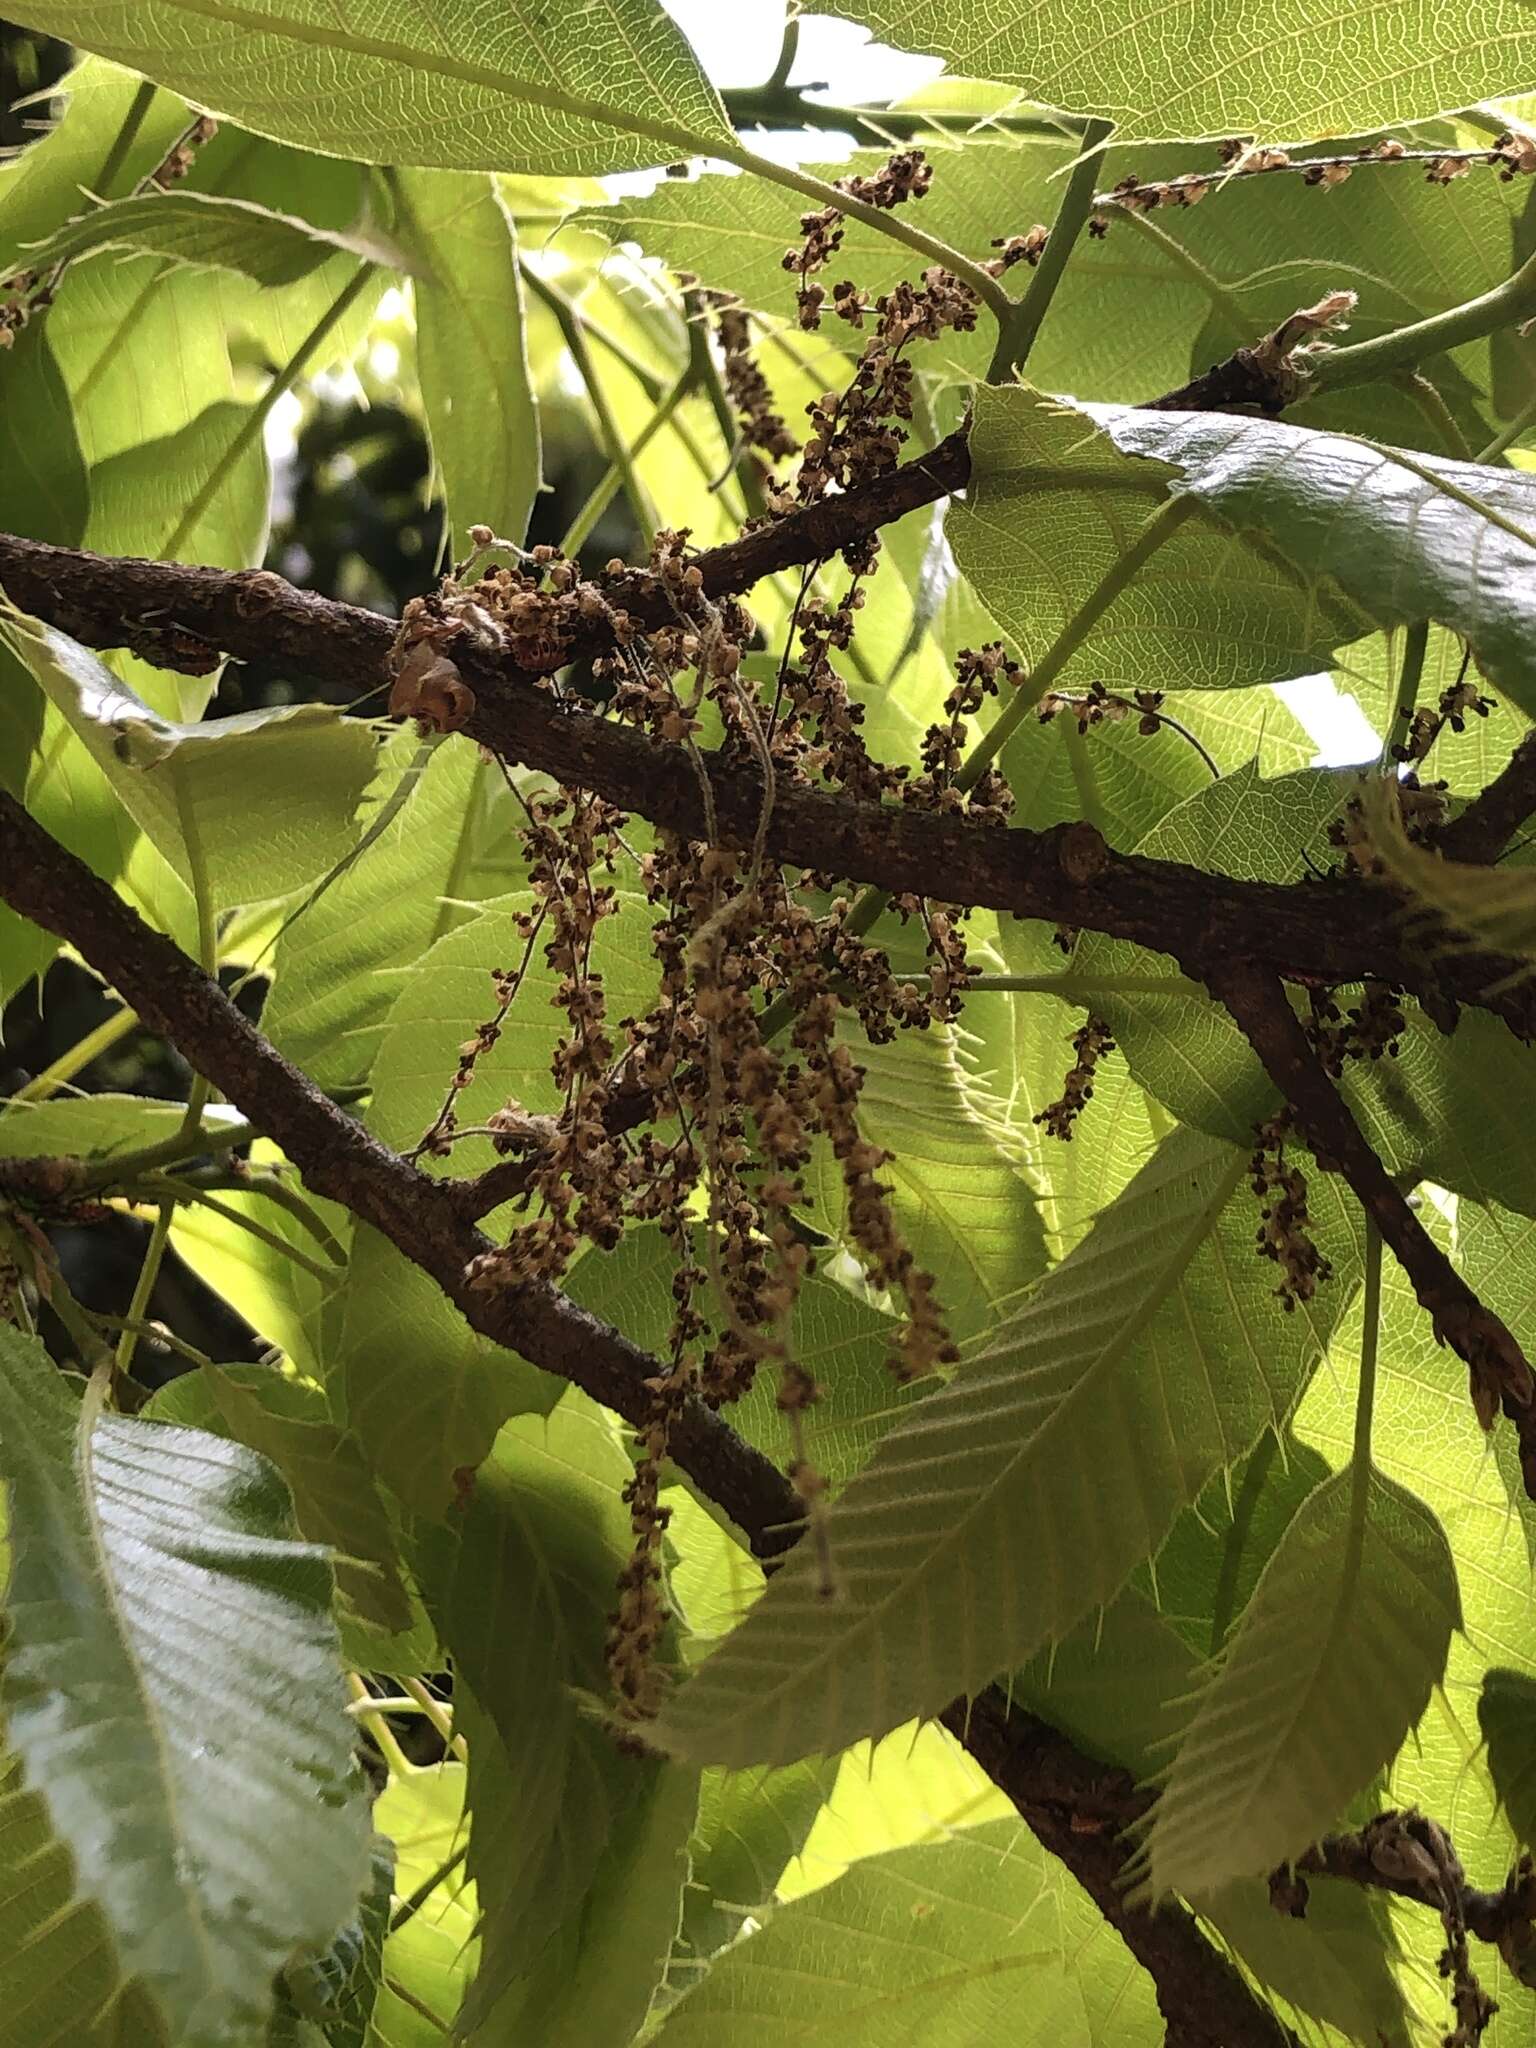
[0, 605, 377, 914]
[20, 187, 407, 288]
[949, 386, 1365, 695]
[1144, 1466, 1460, 1897]
[816, 1, 1536, 141]
[15, 0, 734, 176]
[416, 1399, 697, 2039]
[394, 170, 541, 554]
[649, 1127, 1358, 1769]
[650, 1818, 1161, 2047]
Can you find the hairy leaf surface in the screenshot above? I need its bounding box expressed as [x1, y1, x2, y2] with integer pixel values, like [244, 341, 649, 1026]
[143, 1361, 413, 1635]
[950, 387, 1364, 694]
[1090, 404, 1536, 721]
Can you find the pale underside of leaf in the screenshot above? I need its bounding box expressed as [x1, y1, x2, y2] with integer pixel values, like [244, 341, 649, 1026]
[0, 1326, 371, 2047]
[814, 0, 1536, 142]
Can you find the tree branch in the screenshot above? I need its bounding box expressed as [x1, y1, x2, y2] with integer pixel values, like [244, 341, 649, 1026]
[4, 527, 1535, 1049]
[950, 1697, 1302, 2048]
[1207, 958, 1535, 1454]
[0, 781, 1300, 2047]
[0, 786, 799, 1556]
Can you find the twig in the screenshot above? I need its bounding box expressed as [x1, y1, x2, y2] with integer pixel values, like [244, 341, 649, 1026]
[1095, 137, 1532, 213]
[3, 541, 1536, 1052]
[1206, 957, 1535, 1458]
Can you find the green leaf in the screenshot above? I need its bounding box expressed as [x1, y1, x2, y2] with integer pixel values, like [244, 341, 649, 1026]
[394, 170, 541, 554]
[1334, 624, 1524, 798]
[145, 1360, 440, 1678]
[0, 1091, 242, 1161]
[1013, 1581, 1412, 2045]
[1143, 1466, 1460, 1897]
[1076, 763, 1536, 1216]
[0, 1758, 169, 2048]
[0, 313, 91, 999]
[816, 1, 1536, 141]
[415, 1399, 697, 2039]
[1023, 127, 1519, 443]
[0, 696, 137, 1000]
[0, 55, 192, 277]
[18, 0, 734, 176]
[650, 1817, 1162, 2047]
[949, 387, 1364, 695]
[365, 886, 662, 1166]
[20, 188, 408, 289]
[0, 1325, 372, 2047]
[1089, 404, 1536, 722]
[589, 143, 1063, 389]
[1357, 774, 1536, 984]
[1290, 1191, 1536, 2038]
[0, 321, 88, 559]
[367, 1764, 477, 2046]
[167, 1160, 347, 1382]
[262, 716, 496, 1092]
[275, 1836, 393, 2048]
[1074, 764, 1349, 1142]
[0, 605, 377, 913]
[672, 1755, 832, 1975]
[334, 1225, 557, 1516]
[145, 1362, 413, 1635]
[86, 399, 271, 569]
[649, 1126, 1359, 1770]
[1479, 1668, 1536, 1851]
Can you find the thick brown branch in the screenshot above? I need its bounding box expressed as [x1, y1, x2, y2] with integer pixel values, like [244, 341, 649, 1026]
[1208, 958, 1536, 1450]
[0, 431, 970, 693]
[5, 533, 1535, 1049]
[951, 1697, 1300, 2048]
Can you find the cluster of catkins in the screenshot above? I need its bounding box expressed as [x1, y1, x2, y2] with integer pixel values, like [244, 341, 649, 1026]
[413, 141, 1455, 1719]
[1249, 1114, 1335, 1311]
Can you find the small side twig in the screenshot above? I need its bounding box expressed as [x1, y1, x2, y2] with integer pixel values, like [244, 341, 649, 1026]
[1207, 957, 1536, 1480]
[1285, 1810, 1536, 2046]
[1143, 291, 1357, 416]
